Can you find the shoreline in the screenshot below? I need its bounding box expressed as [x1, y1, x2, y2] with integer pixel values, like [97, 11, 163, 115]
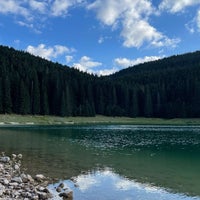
[0, 114, 200, 126]
[0, 153, 72, 200]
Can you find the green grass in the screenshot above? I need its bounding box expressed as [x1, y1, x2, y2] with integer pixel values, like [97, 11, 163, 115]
[0, 114, 200, 125]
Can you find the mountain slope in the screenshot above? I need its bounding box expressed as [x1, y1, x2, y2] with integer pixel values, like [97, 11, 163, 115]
[1, 45, 200, 118]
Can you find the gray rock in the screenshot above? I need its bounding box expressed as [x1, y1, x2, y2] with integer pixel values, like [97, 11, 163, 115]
[37, 191, 49, 200]
[11, 177, 23, 183]
[59, 191, 73, 199]
[0, 156, 10, 163]
[59, 182, 65, 188]
[3, 178, 9, 185]
[0, 183, 5, 196]
[56, 186, 62, 192]
[12, 154, 17, 159]
[37, 186, 45, 192]
[0, 152, 54, 200]
[27, 174, 34, 183]
[14, 164, 20, 170]
[21, 173, 28, 183]
[9, 182, 18, 186]
[17, 154, 23, 159]
[0, 163, 3, 170]
[35, 174, 45, 182]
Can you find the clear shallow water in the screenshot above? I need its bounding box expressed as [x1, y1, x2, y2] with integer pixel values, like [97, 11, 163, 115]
[0, 125, 200, 199]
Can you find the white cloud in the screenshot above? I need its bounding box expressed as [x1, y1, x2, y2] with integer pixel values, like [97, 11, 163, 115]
[98, 36, 104, 44]
[73, 56, 118, 76]
[0, 0, 84, 32]
[184, 8, 200, 33]
[114, 56, 164, 68]
[66, 55, 73, 63]
[26, 44, 74, 60]
[0, 0, 30, 19]
[51, 0, 84, 16]
[87, 0, 124, 26]
[98, 36, 111, 44]
[88, 0, 179, 48]
[73, 56, 102, 73]
[29, 0, 47, 14]
[99, 68, 118, 76]
[159, 0, 200, 13]
[121, 17, 179, 48]
[51, 0, 73, 16]
[196, 9, 200, 32]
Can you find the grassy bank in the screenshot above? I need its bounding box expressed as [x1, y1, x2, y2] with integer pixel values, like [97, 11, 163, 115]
[0, 114, 200, 125]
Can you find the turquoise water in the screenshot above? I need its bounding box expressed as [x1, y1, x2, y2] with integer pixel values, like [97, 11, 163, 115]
[0, 125, 199, 199]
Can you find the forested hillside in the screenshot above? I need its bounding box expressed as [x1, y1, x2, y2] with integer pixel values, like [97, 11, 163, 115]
[1, 45, 200, 118]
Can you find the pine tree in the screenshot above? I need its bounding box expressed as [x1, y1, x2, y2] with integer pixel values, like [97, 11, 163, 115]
[19, 79, 30, 114]
[144, 85, 153, 117]
[130, 87, 139, 117]
[31, 70, 40, 114]
[3, 75, 12, 114]
[0, 78, 3, 113]
[40, 78, 49, 115]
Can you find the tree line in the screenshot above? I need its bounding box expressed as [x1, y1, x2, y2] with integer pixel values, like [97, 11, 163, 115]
[1, 45, 200, 118]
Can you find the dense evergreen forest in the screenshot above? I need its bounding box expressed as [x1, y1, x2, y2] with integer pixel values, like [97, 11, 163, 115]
[1, 45, 200, 118]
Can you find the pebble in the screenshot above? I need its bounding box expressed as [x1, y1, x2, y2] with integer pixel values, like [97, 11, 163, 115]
[17, 154, 23, 159]
[11, 177, 23, 183]
[0, 152, 52, 200]
[0, 156, 10, 163]
[59, 191, 73, 200]
[35, 174, 46, 182]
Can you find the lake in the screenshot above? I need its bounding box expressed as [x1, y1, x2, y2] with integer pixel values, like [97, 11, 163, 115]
[0, 125, 200, 200]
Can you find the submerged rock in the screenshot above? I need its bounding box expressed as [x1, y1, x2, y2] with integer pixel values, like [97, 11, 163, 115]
[58, 182, 64, 188]
[59, 191, 73, 200]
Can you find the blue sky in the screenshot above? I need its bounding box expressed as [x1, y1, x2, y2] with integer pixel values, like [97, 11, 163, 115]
[1, 0, 200, 75]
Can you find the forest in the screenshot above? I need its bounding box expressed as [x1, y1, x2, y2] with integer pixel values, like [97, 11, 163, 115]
[1, 45, 200, 118]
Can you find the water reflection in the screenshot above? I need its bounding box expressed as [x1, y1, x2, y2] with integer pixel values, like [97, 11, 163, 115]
[48, 169, 200, 200]
[0, 125, 200, 198]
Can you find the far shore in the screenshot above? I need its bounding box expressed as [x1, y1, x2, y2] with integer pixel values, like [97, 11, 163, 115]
[0, 114, 200, 126]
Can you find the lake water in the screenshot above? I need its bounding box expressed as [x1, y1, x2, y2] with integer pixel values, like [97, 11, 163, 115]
[0, 125, 200, 200]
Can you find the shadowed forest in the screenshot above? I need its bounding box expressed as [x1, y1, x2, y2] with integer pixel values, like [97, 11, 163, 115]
[1, 45, 200, 118]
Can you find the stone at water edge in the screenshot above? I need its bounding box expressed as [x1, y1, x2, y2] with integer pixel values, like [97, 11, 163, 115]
[56, 186, 62, 193]
[0, 164, 3, 170]
[3, 179, 9, 185]
[0, 156, 10, 163]
[12, 154, 17, 159]
[14, 164, 20, 170]
[11, 176, 23, 183]
[17, 154, 23, 159]
[58, 182, 65, 188]
[35, 174, 46, 182]
[0, 183, 5, 196]
[59, 191, 73, 200]
[27, 174, 34, 183]
[0, 152, 55, 199]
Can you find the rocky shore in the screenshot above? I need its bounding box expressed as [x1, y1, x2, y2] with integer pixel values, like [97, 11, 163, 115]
[0, 153, 73, 200]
